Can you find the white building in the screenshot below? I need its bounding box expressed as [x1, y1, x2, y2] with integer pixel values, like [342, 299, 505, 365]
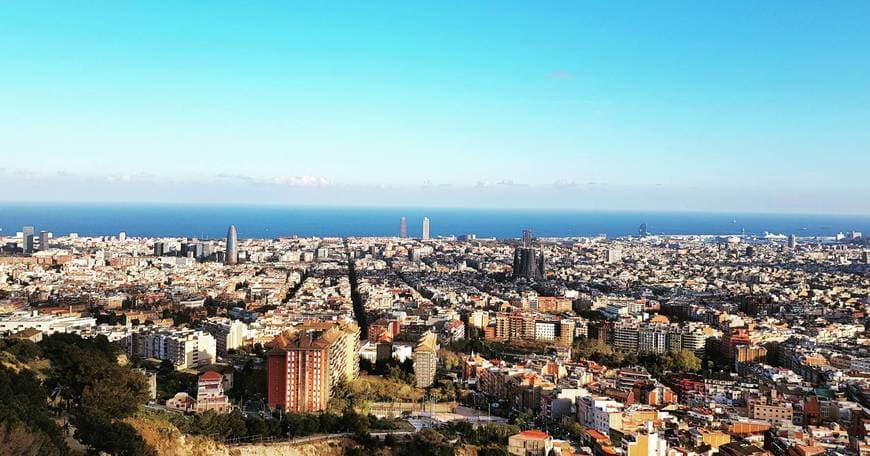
[195, 371, 231, 414]
[201, 317, 246, 357]
[534, 320, 557, 342]
[0, 311, 96, 336]
[577, 396, 624, 435]
[127, 327, 216, 369]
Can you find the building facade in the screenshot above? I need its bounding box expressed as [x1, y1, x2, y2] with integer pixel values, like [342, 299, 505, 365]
[266, 321, 359, 413]
[413, 330, 439, 388]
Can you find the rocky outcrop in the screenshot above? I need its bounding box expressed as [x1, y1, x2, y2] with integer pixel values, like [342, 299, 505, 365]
[233, 437, 358, 456]
[127, 414, 360, 456]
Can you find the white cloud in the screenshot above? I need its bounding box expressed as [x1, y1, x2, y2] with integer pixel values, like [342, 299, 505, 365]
[269, 175, 331, 187]
[216, 173, 331, 187]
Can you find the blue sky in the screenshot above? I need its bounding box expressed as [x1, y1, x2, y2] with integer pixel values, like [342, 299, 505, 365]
[1, 1, 869, 213]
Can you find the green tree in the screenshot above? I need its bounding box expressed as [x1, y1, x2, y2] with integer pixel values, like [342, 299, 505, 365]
[668, 350, 702, 372]
[0, 366, 69, 455]
[566, 422, 586, 440]
[39, 334, 152, 454]
[478, 448, 510, 456]
[396, 429, 454, 456]
[6, 339, 42, 362]
[514, 412, 533, 430]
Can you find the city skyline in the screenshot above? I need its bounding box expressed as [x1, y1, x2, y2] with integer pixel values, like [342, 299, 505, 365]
[2, 4, 869, 455]
[1, 2, 869, 213]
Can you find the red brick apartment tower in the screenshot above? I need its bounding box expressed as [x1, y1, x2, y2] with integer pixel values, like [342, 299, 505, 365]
[266, 322, 358, 413]
[267, 332, 331, 413]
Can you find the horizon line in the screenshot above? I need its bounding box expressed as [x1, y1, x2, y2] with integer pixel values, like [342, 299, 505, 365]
[2, 199, 870, 218]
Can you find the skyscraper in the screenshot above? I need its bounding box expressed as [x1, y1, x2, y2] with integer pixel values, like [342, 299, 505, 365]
[39, 231, 49, 251]
[22, 226, 34, 252]
[399, 216, 408, 239]
[639, 223, 649, 237]
[422, 217, 430, 241]
[787, 234, 797, 249]
[225, 225, 238, 265]
[513, 229, 545, 280]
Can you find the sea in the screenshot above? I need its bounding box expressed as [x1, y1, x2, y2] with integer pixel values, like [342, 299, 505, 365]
[1, 202, 869, 240]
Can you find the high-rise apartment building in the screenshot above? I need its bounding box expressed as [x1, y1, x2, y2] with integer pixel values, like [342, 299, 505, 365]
[413, 330, 438, 388]
[468, 310, 489, 329]
[399, 216, 408, 239]
[202, 317, 247, 357]
[126, 328, 216, 369]
[422, 217, 430, 240]
[638, 325, 668, 354]
[267, 321, 359, 413]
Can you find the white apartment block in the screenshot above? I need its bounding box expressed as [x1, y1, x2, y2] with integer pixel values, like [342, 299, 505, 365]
[127, 327, 216, 369]
[0, 311, 96, 336]
[201, 317, 247, 357]
[577, 396, 624, 435]
[534, 321, 557, 342]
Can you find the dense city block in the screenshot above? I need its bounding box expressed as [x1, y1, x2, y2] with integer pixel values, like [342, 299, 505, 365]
[1, 224, 868, 455]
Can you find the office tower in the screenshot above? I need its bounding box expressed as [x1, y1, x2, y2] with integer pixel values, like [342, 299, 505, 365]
[267, 321, 359, 413]
[39, 231, 49, 251]
[22, 226, 34, 252]
[399, 216, 408, 239]
[413, 331, 438, 388]
[153, 242, 165, 256]
[787, 234, 797, 249]
[180, 243, 190, 257]
[118, 231, 127, 242]
[421, 217, 430, 240]
[639, 223, 649, 237]
[513, 230, 545, 280]
[225, 225, 238, 265]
